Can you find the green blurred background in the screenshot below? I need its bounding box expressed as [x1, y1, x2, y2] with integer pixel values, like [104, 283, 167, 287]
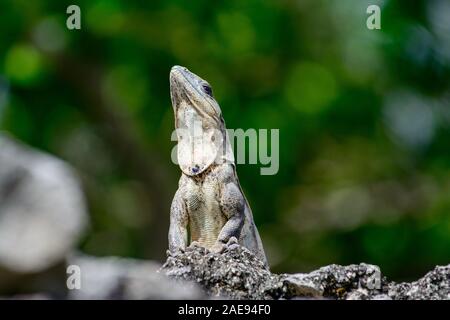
[0, 0, 449, 281]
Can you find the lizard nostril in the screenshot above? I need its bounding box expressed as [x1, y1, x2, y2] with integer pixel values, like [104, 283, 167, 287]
[192, 165, 199, 173]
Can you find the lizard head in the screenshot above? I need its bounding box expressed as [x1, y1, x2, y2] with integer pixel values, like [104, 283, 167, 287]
[169, 65, 234, 176]
[170, 65, 223, 128]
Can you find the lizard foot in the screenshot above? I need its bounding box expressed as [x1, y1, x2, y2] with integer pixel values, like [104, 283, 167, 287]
[211, 237, 239, 253]
[223, 236, 239, 252]
[186, 241, 208, 252]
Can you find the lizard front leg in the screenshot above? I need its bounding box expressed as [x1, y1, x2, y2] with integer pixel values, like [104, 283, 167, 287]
[168, 189, 188, 253]
[212, 182, 245, 253]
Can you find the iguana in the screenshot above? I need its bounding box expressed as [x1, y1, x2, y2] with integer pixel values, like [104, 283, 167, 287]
[168, 65, 268, 267]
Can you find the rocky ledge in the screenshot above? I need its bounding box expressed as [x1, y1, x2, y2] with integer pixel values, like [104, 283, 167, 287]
[161, 245, 450, 300]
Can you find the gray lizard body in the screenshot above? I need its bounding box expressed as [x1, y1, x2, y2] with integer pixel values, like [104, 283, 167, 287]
[168, 65, 268, 267]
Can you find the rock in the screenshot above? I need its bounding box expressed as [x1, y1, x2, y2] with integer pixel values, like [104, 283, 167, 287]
[346, 289, 371, 300]
[0, 134, 88, 295]
[282, 273, 323, 298]
[162, 245, 450, 300]
[68, 254, 205, 300]
[371, 294, 392, 300]
[284, 263, 387, 299]
[387, 265, 450, 300]
[162, 245, 285, 299]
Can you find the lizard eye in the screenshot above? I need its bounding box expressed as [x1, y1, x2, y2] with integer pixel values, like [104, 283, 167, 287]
[202, 84, 213, 97]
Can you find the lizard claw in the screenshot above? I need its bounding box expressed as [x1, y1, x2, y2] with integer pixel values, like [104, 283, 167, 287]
[186, 241, 204, 252]
[224, 236, 239, 252]
[189, 240, 201, 247]
[212, 237, 239, 253]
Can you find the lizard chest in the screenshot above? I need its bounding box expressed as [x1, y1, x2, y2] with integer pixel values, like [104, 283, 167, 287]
[182, 173, 226, 247]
